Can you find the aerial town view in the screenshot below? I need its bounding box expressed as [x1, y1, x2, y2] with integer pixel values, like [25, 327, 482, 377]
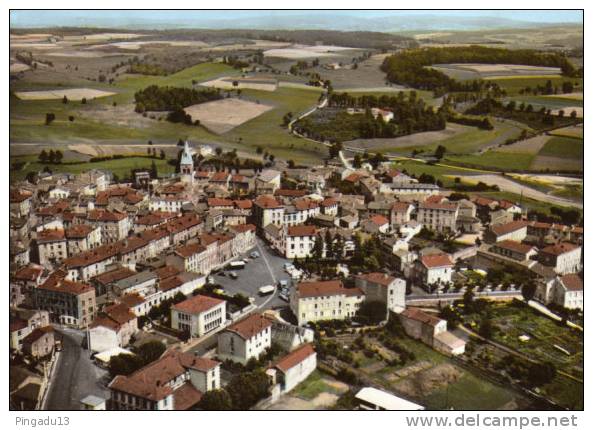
[8, 9, 584, 413]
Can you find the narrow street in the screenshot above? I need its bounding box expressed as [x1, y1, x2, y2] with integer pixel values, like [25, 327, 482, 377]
[45, 328, 109, 410]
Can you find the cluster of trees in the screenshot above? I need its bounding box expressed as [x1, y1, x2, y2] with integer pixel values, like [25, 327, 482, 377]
[128, 62, 168, 76]
[465, 97, 577, 130]
[193, 284, 250, 312]
[108, 340, 167, 377]
[222, 55, 250, 70]
[528, 207, 581, 226]
[381, 46, 579, 94]
[295, 91, 447, 142]
[495, 354, 557, 388]
[198, 370, 270, 410]
[518, 80, 580, 96]
[134, 85, 222, 112]
[38, 149, 64, 164]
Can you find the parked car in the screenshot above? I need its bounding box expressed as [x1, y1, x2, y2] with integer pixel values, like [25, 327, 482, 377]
[278, 279, 289, 289]
[259, 285, 275, 295]
[250, 251, 260, 259]
[229, 272, 238, 279]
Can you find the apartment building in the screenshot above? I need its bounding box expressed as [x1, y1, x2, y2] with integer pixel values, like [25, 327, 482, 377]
[217, 313, 272, 364]
[34, 271, 96, 328]
[109, 350, 220, 410]
[416, 201, 459, 233]
[171, 295, 226, 338]
[290, 280, 365, 326]
[355, 273, 406, 313]
[539, 242, 582, 275]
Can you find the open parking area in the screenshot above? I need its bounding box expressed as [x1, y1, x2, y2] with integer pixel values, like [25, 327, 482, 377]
[209, 238, 294, 312]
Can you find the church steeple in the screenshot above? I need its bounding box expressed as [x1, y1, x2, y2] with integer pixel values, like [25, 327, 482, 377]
[179, 141, 194, 183]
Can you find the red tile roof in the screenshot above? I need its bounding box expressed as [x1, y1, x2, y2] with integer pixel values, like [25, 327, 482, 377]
[175, 242, 207, 258]
[87, 209, 127, 222]
[37, 229, 65, 243]
[210, 172, 230, 182]
[559, 274, 583, 292]
[10, 189, 32, 203]
[275, 189, 308, 198]
[65, 224, 96, 239]
[369, 214, 389, 226]
[494, 240, 536, 254]
[207, 198, 234, 207]
[135, 212, 176, 226]
[93, 267, 135, 286]
[541, 242, 579, 256]
[490, 221, 529, 237]
[294, 199, 319, 211]
[274, 343, 316, 373]
[356, 272, 396, 286]
[230, 224, 256, 233]
[233, 200, 253, 210]
[401, 308, 443, 327]
[226, 313, 272, 340]
[297, 280, 364, 299]
[391, 202, 412, 213]
[287, 225, 317, 237]
[254, 195, 282, 209]
[39, 271, 93, 295]
[22, 326, 54, 344]
[13, 264, 45, 282]
[109, 349, 218, 402]
[420, 254, 453, 269]
[172, 295, 224, 315]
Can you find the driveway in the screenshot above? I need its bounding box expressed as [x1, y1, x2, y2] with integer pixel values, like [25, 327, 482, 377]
[44, 327, 109, 410]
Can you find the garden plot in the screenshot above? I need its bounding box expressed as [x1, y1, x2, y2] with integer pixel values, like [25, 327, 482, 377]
[496, 134, 551, 154]
[200, 77, 278, 92]
[14, 88, 116, 101]
[183, 98, 273, 134]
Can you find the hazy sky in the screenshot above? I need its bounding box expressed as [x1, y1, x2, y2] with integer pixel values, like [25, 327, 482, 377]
[10, 10, 583, 28]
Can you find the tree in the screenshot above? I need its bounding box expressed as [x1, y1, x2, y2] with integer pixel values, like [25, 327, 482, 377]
[521, 282, 537, 302]
[434, 145, 446, 160]
[133, 340, 166, 364]
[109, 353, 145, 376]
[527, 362, 556, 387]
[150, 160, 158, 179]
[312, 233, 324, 261]
[357, 300, 387, 325]
[54, 150, 63, 164]
[199, 389, 233, 410]
[479, 314, 495, 339]
[81, 97, 87, 104]
[226, 370, 270, 409]
[62, 95, 68, 104]
[160, 149, 165, 159]
[48, 149, 56, 164]
[38, 150, 48, 163]
[45, 113, 55, 125]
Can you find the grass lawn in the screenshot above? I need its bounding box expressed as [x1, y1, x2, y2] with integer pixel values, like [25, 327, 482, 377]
[425, 372, 517, 410]
[540, 374, 584, 410]
[508, 95, 583, 110]
[548, 126, 583, 139]
[391, 159, 479, 186]
[291, 370, 342, 400]
[444, 151, 535, 171]
[10, 155, 175, 182]
[550, 184, 583, 202]
[538, 136, 583, 159]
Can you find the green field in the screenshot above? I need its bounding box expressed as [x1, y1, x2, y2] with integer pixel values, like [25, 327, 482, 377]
[445, 151, 535, 171]
[538, 136, 583, 159]
[425, 372, 518, 410]
[484, 76, 583, 96]
[509, 95, 583, 110]
[292, 370, 343, 400]
[10, 155, 175, 182]
[10, 62, 330, 164]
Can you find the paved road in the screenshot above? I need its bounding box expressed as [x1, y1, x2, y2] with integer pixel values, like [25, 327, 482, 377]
[45, 327, 109, 410]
